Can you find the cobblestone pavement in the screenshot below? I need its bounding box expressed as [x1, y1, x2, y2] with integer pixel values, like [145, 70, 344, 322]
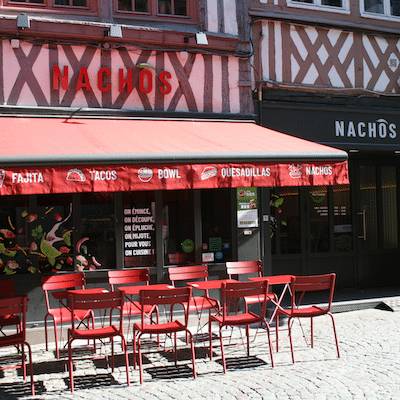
[1, 309, 400, 399]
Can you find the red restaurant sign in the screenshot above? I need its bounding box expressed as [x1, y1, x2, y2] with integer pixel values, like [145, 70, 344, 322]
[0, 161, 349, 196]
[52, 65, 173, 95]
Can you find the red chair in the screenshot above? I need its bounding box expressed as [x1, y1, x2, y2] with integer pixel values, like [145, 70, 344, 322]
[133, 287, 196, 384]
[108, 269, 157, 334]
[226, 261, 277, 308]
[0, 296, 35, 396]
[0, 280, 21, 336]
[41, 273, 94, 358]
[209, 281, 274, 373]
[276, 273, 340, 363]
[67, 291, 130, 393]
[168, 265, 219, 333]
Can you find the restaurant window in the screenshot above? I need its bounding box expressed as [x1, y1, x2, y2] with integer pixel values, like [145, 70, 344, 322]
[271, 188, 301, 254]
[288, 0, 349, 11]
[54, 0, 87, 6]
[362, 0, 400, 17]
[79, 193, 116, 271]
[308, 187, 330, 253]
[116, 0, 192, 18]
[0, 196, 30, 275]
[163, 190, 195, 265]
[123, 191, 156, 268]
[333, 185, 352, 252]
[201, 189, 233, 264]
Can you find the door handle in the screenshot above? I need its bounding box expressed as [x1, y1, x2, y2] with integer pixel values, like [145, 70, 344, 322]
[357, 210, 367, 240]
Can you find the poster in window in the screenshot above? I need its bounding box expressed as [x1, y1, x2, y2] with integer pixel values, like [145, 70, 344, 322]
[237, 187, 259, 228]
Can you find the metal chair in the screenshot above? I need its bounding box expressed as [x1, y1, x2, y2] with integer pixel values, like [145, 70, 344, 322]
[209, 281, 274, 373]
[0, 296, 35, 396]
[276, 273, 340, 363]
[168, 265, 219, 335]
[133, 287, 196, 384]
[0, 280, 21, 337]
[67, 290, 130, 393]
[41, 272, 94, 358]
[108, 269, 157, 337]
[226, 261, 277, 308]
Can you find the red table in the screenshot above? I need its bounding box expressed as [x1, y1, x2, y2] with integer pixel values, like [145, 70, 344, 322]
[119, 283, 174, 297]
[52, 287, 108, 301]
[249, 275, 294, 324]
[187, 279, 237, 291]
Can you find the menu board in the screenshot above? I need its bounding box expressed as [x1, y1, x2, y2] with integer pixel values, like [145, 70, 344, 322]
[123, 205, 155, 267]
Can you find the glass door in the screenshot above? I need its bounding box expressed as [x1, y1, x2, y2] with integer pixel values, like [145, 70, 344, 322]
[355, 163, 400, 286]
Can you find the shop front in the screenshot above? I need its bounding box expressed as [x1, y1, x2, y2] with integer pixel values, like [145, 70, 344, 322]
[260, 92, 400, 289]
[0, 116, 348, 322]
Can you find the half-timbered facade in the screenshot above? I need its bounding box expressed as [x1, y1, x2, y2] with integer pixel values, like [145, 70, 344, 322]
[251, 0, 400, 288]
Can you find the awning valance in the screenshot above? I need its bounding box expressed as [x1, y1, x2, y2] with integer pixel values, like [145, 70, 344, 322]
[0, 117, 348, 195]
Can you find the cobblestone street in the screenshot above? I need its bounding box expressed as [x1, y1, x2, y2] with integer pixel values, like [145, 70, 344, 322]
[1, 308, 400, 399]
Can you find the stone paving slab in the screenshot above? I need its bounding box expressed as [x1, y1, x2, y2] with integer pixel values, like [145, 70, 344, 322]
[1, 309, 400, 399]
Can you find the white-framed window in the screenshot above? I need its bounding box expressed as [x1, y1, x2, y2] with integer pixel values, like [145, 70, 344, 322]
[361, 0, 400, 19]
[287, 0, 350, 13]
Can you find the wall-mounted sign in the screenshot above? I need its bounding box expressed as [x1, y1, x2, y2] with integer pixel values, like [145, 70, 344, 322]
[123, 205, 155, 267]
[262, 102, 400, 151]
[237, 187, 259, 228]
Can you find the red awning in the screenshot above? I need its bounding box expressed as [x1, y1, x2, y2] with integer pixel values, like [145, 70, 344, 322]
[0, 117, 348, 195]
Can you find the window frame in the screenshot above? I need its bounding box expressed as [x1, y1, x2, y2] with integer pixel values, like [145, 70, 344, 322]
[287, 0, 351, 14]
[114, 0, 198, 24]
[3, 0, 98, 15]
[360, 0, 400, 21]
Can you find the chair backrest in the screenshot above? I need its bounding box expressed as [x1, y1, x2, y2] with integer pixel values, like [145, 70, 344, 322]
[168, 265, 208, 285]
[226, 260, 263, 279]
[0, 279, 16, 299]
[290, 273, 336, 312]
[108, 268, 149, 290]
[139, 287, 191, 328]
[41, 273, 85, 310]
[0, 296, 27, 341]
[221, 281, 268, 323]
[68, 291, 124, 332]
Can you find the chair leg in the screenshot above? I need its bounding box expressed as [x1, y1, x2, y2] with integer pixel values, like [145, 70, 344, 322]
[264, 319, 274, 368]
[246, 325, 250, 357]
[187, 329, 197, 379]
[111, 337, 115, 372]
[44, 315, 49, 352]
[24, 342, 35, 396]
[132, 329, 137, 369]
[288, 317, 295, 364]
[328, 312, 340, 358]
[310, 317, 314, 348]
[174, 332, 177, 366]
[53, 320, 59, 359]
[137, 334, 144, 384]
[68, 338, 74, 393]
[121, 336, 130, 386]
[91, 315, 96, 352]
[275, 314, 279, 352]
[209, 319, 213, 360]
[219, 325, 226, 374]
[21, 341, 26, 381]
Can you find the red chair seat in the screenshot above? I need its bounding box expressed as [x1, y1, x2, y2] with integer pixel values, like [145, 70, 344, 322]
[47, 307, 92, 323]
[69, 325, 120, 339]
[122, 301, 154, 316]
[281, 305, 328, 318]
[211, 312, 261, 326]
[188, 296, 219, 312]
[0, 332, 24, 346]
[244, 293, 275, 305]
[0, 314, 20, 326]
[134, 320, 185, 334]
